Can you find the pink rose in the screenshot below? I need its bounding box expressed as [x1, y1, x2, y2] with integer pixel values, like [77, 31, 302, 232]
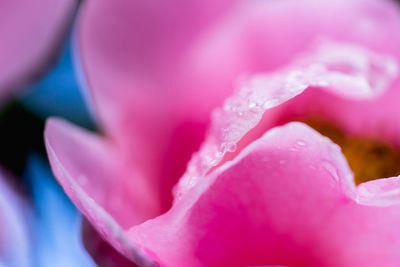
[45, 0, 400, 266]
[0, 0, 77, 102]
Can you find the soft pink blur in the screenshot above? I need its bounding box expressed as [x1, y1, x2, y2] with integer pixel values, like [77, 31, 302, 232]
[0, 0, 76, 103]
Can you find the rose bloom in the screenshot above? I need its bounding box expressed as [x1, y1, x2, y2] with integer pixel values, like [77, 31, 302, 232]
[45, 0, 400, 266]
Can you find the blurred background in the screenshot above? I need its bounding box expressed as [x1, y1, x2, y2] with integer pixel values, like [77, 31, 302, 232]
[0, 2, 98, 265]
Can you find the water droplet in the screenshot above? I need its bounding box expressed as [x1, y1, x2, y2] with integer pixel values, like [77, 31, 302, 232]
[316, 80, 329, 87]
[216, 151, 224, 158]
[263, 100, 273, 109]
[322, 160, 339, 182]
[297, 140, 307, 146]
[226, 143, 237, 152]
[223, 103, 231, 111]
[188, 178, 196, 187]
[248, 102, 257, 109]
[210, 159, 219, 166]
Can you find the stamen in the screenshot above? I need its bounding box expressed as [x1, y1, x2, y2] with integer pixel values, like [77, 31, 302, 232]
[302, 118, 400, 184]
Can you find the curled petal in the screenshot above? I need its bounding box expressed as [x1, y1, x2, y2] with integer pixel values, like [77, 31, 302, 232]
[129, 123, 358, 266]
[176, 41, 398, 197]
[131, 123, 400, 266]
[44, 118, 157, 265]
[357, 176, 400, 206]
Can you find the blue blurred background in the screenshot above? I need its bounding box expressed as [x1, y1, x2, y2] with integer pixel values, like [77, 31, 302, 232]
[0, 35, 97, 266]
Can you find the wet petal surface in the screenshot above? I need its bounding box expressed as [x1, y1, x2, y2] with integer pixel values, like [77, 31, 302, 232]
[75, 0, 400, 215]
[177, 41, 398, 197]
[130, 123, 400, 267]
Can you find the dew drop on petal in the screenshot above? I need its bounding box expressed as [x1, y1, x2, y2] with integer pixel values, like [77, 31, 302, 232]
[248, 102, 257, 109]
[296, 140, 307, 147]
[322, 160, 340, 182]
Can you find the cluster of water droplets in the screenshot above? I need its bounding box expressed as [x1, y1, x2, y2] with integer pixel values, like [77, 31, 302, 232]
[175, 40, 398, 199]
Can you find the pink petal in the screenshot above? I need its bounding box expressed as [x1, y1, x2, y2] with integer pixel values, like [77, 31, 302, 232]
[190, 0, 400, 76]
[0, 0, 77, 101]
[129, 122, 400, 266]
[0, 169, 31, 266]
[357, 176, 400, 206]
[44, 118, 158, 265]
[53, 0, 400, 265]
[176, 40, 398, 197]
[76, 0, 400, 212]
[75, 0, 237, 212]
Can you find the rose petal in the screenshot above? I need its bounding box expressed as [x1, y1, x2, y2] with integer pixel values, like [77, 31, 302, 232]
[130, 122, 400, 266]
[189, 0, 400, 76]
[128, 122, 357, 266]
[176, 40, 398, 197]
[76, 0, 400, 211]
[357, 176, 400, 206]
[53, 0, 400, 264]
[77, 0, 400, 144]
[0, 0, 77, 102]
[44, 118, 158, 265]
[0, 169, 31, 266]
[75, 0, 239, 212]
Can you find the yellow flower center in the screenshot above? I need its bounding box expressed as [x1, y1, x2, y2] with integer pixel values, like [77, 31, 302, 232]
[303, 118, 400, 184]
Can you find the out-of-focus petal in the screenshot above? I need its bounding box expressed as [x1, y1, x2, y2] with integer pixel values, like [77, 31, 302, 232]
[0, 0, 77, 102]
[0, 169, 31, 267]
[77, 0, 400, 144]
[75, 0, 237, 212]
[44, 118, 158, 265]
[24, 155, 95, 267]
[130, 122, 400, 267]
